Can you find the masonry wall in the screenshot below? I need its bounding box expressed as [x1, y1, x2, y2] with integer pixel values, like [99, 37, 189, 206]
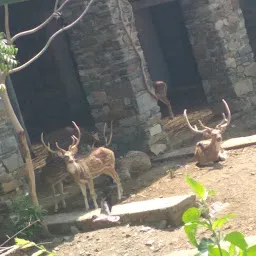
[0, 100, 24, 198]
[181, 0, 256, 112]
[62, 0, 168, 156]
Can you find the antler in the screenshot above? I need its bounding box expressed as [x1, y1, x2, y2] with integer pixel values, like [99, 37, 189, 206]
[104, 120, 113, 147]
[216, 99, 231, 132]
[67, 121, 81, 151]
[183, 109, 210, 134]
[41, 133, 59, 154]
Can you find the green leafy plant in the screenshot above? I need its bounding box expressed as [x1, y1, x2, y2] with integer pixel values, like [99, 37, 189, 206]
[0, 32, 18, 72]
[9, 194, 47, 240]
[183, 174, 256, 255]
[15, 237, 56, 256]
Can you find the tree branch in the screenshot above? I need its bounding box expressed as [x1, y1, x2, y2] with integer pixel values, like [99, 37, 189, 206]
[11, 0, 70, 43]
[10, 0, 96, 74]
[54, 0, 60, 12]
[4, 5, 12, 44]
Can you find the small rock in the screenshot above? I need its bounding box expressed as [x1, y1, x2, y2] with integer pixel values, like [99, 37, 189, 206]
[145, 239, 154, 246]
[125, 234, 131, 238]
[52, 237, 63, 244]
[63, 236, 72, 242]
[150, 245, 161, 252]
[70, 225, 80, 235]
[157, 220, 167, 229]
[140, 226, 152, 232]
[251, 172, 255, 176]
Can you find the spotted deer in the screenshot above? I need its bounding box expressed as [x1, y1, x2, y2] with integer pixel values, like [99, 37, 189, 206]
[153, 81, 174, 119]
[41, 121, 123, 211]
[184, 99, 231, 166]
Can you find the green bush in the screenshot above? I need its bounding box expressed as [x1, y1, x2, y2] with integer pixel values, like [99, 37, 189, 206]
[183, 175, 256, 256]
[9, 194, 47, 240]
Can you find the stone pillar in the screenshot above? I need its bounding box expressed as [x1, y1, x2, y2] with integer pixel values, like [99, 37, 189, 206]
[62, 0, 168, 155]
[181, 0, 256, 111]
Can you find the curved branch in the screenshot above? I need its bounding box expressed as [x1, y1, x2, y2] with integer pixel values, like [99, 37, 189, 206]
[117, 0, 157, 100]
[10, 0, 96, 74]
[4, 5, 12, 44]
[11, 0, 70, 43]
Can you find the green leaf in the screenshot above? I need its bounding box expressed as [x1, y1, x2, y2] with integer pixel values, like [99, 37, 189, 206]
[247, 245, 256, 255]
[15, 237, 30, 246]
[182, 207, 201, 223]
[224, 232, 248, 250]
[185, 175, 207, 200]
[209, 247, 229, 256]
[198, 238, 214, 253]
[208, 189, 216, 197]
[0, 0, 29, 7]
[212, 214, 235, 230]
[184, 223, 198, 247]
[229, 244, 237, 256]
[31, 250, 45, 256]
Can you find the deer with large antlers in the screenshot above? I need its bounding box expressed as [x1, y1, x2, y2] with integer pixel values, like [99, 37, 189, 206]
[184, 99, 231, 166]
[41, 121, 123, 211]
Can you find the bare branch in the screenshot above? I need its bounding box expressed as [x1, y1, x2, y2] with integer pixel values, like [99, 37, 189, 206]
[10, 0, 95, 74]
[54, 0, 60, 11]
[4, 5, 12, 44]
[11, 0, 70, 43]
[10, 0, 96, 74]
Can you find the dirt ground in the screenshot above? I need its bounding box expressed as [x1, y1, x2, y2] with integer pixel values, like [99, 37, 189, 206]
[49, 145, 256, 256]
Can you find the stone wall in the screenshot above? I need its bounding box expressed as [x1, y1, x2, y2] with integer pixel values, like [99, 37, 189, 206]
[0, 100, 24, 200]
[181, 0, 256, 112]
[62, 0, 168, 156]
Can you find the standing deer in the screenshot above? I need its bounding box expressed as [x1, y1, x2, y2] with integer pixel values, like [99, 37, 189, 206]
[153, 81, 174, 119]
[41, 121, 123, 211]
[184, 99, 231, 166]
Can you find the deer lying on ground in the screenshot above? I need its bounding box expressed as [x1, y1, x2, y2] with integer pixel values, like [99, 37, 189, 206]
[184, 99, 231, 166]
[153, 81, 174, 119]
[41, 121, 123, 211]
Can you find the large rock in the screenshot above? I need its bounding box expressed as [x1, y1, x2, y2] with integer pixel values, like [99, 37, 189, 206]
[116, 151, 151, 180]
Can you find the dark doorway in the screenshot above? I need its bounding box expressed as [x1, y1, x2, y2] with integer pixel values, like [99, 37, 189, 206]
[239, 0, 256, 61]
[134, 0, 207, 114]
[0, 0, 94, 142]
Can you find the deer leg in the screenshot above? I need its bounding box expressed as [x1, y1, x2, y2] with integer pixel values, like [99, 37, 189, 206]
[105, 170, 123, 200]
[51, 185, 59, 213]
[78, 183, 90, 211]
[87, 178, 99, 209]
[163, 100, 174, 119]
[218, 149, 227, 161]
[57, 182, 66, 210]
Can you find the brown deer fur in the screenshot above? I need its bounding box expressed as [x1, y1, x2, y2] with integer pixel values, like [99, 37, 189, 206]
[41, 121, 123, 211]
[184, 99, 231, 166]
[153, 81, 174, 119]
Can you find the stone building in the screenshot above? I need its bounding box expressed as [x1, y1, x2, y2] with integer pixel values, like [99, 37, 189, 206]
[0, 0, 256, 183]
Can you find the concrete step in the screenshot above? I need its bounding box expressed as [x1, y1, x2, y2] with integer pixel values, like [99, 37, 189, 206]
[44, 194, 195, 235]
[153, 134, 256, 162]
[167, 235, 256, 256]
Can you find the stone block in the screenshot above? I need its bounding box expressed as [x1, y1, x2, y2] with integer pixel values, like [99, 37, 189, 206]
[225, 58, 236, 68]
[136, 91, 158, 115]
[233, 79, 253, 97]
[119, 116, 138, 126]
[150, 143, 167, 155]
[149, 124, 162, 136]
[2, 152, 24, 171]
[0, 173, 13, 183]
[87, 91, 108, 105]
[44, 195, 196, 235]
[245, 63, 256, 77]
[1, 180, 18, 194]
[0, 135, 18, 156]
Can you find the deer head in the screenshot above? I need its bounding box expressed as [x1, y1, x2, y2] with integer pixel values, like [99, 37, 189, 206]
[183, 99, 231, 140]
[41, 121, 81, 163]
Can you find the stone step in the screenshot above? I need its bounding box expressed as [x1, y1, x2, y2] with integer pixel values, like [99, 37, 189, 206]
[167, 235, 256, 256]
[44, 194, 195, 235]
[153, 134, 256, 162]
